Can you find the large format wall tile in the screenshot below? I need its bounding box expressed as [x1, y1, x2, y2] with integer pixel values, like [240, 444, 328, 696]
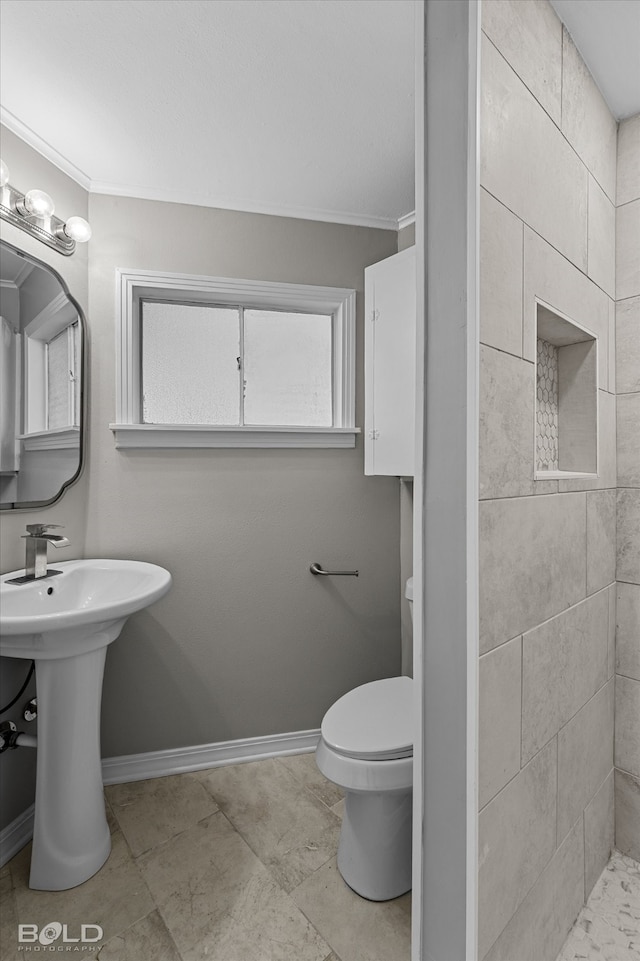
[480, 188, 524, 357]
[615, 675, 640, 779]
[557, 679, 614, 843]
[608, 583, 617, 680]
[480, 493, 587, 653]
[482, 817, 584, 961]
[522, 590, 609, 765]
[617, 392, 640, 488]
[616, 296, 640, 394]
[523, 227, 611, 386]
[480, 346, 535, 499]
[478, 738, 557, 960]
[481, 1, 562, 125]
[616, 583, 640, 681]
[561, 30, 617, 203]
[481, 36, 588, 273]
[586, 490, 617, 595]
[479, 635, 522, 809]
[617, 114, 640, 208]
[616, 200, 640, 301]
[617, 489, 640, 584]
[587, 176, 616, 298]
[583, 771, 615, 899]
[608, 297, 616, 395]
[615, 769, 640, 861]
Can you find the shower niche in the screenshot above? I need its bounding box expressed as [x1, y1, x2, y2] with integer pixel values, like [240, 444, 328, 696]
[535, 301, 598, 478]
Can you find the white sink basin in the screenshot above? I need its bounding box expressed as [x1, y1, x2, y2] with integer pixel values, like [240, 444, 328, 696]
[1, 559, 172, 658]
[0, 558, 171, 891]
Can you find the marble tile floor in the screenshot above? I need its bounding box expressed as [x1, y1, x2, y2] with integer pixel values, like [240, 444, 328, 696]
[0, 753, 411, 961]
[556, 849, 640, 961]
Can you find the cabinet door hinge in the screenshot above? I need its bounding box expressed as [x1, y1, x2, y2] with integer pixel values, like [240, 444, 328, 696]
[368, 429, 380, 440]
[370, 309, 379, 323]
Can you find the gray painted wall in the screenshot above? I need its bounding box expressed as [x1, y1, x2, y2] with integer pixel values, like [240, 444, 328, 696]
[0, 131, 404, 832]
[86, 195, 402, 758]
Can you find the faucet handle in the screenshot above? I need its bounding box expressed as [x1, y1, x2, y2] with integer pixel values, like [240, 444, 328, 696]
[25, 524, 64, 536]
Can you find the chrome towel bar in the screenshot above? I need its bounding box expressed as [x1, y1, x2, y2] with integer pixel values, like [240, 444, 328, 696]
[310, 562, 359, 577]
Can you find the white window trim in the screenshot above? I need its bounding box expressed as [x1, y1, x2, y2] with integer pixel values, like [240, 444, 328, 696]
[18, 426, 80, 451]
[111, 268, 359, 449]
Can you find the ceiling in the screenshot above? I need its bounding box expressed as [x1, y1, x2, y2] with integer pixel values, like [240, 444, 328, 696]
[0, 0, 415, 229]
[550, 0, 640, 120]
[0, 1, 638, 230]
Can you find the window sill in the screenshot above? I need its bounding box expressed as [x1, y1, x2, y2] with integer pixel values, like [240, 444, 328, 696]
[109, 424, 360, 449]
[19, 428, 80, 451]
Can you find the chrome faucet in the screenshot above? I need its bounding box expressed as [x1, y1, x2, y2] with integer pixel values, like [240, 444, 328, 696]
[21, 524, 70, 580]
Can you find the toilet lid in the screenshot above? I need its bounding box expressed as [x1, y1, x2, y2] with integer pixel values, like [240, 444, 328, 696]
[321, 677, 413, 761]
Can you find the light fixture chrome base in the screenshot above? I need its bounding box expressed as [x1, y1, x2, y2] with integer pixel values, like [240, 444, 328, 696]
[0, 184, 76, 256]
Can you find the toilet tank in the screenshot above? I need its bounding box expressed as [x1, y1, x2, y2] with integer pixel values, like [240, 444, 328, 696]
[405, 577, 413, 623]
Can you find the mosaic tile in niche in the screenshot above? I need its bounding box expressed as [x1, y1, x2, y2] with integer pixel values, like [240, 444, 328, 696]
[536, 338, 559, 471]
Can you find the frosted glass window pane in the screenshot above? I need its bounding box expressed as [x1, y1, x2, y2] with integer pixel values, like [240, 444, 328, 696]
[142, 302, 240, 424]
[47, 328, 70, 429]
[244, 311, 332, 426]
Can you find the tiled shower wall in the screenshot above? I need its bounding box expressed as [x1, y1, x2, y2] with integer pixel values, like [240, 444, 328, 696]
[478, 3, 617, 960]
[614, 113, 640, 861]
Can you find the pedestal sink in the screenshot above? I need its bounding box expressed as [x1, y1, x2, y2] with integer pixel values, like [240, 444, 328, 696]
[0, 559, 171, 890]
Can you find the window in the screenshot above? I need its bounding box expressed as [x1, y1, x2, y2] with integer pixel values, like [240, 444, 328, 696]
[112, 270, 357, 448]
[20, 293, 81, 451]
[46, 323, 80, 430]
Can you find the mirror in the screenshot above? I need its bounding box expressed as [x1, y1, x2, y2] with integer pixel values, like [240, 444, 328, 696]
[0, 240, 84, 510]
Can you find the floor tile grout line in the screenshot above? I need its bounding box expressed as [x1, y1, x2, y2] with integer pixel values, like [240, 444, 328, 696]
[10, 755, 411, 961]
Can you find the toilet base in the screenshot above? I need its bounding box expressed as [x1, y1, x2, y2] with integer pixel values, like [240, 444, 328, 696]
[337, 788, 412, 901]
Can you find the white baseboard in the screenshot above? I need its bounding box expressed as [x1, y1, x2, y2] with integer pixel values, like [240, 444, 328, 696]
[0, 803, 34, 868]
[0, 729, 321, 867]
[101, 728, 321, 785]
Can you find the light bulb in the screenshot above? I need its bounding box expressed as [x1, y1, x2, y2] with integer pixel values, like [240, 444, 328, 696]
[23, 189, 55, 218]
[0, 159, 9, 187]
[63, 216, 92, 243]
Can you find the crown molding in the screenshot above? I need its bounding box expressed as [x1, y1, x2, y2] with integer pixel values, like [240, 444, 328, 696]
[1, 106, 91, 191]
[90, 180, 400, 230]
[2, 107, 408, 231]
[397, 210, 416, 230]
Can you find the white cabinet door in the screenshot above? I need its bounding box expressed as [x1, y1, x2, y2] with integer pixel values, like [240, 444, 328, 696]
[364, 247, 416, 476]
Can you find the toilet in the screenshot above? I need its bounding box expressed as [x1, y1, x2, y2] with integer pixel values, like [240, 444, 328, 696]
[315, 577, 414, 901]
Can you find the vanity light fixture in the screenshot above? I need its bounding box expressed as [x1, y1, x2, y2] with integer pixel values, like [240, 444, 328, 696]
[0, 160, 91, 256]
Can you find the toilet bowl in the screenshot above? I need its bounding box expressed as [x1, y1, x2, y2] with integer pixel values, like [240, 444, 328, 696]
[315, 577, 414, 902]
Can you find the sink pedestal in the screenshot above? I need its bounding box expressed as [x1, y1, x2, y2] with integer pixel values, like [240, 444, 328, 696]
[1, 559, 172, 891]
[30, 646, 111, 890]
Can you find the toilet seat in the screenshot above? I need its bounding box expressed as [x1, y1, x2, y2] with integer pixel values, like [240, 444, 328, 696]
[321, 676, 413, 761]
